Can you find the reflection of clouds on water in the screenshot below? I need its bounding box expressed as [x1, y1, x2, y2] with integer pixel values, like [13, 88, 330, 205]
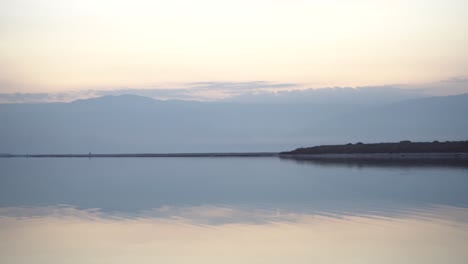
[1, 205, 468, 264]
[2, 205, 468, 226]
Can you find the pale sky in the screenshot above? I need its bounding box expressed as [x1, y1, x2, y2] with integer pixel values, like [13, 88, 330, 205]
[0, 0, 467, 93]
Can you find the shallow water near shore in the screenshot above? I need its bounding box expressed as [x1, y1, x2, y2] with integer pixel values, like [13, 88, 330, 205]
[1, 157, 468, 263]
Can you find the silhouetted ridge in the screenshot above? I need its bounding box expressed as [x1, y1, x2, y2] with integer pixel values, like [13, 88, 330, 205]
[1, 93, 468, 153]
[281, 140, 468, 154]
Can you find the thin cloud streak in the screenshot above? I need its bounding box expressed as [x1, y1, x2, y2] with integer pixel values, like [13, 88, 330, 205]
[0, 81, 300, 103]
[0, 78, 467, 104]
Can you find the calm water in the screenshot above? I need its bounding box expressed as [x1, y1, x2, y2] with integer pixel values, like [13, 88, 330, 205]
[1, 157, 468, 263]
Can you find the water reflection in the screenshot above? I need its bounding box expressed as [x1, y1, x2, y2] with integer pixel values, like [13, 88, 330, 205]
[1, 157, 468, 263]
[281, 156, 468, 168]
[1, 205, 468, 264]
[1, 157, 467, 216]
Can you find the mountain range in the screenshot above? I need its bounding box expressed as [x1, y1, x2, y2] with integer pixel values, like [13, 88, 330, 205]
[1, 93, 467, 153]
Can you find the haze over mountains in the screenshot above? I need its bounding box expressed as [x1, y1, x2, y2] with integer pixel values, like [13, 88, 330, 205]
[1, 91, 467, 154]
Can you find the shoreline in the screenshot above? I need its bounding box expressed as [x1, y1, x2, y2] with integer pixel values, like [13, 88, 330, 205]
[1, 152, 468, 159]
[0, 152, 279, 158]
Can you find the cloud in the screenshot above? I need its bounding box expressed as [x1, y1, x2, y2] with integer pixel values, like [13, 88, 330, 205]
[0, 81, 299, 103]
[0, 78, 467, 104]
[188, 81, 298, 91]
[95, 88, 197, 101]
[0, 91, 93, 103]
[223, 77, 468, 104]
[408, 77, 468, 96]
[224, 86, 429, 104]
[443, 77, 468, 83]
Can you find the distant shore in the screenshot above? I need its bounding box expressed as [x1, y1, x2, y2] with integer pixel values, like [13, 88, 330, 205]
[280, 140, 468, 155]
[1, 152, 467, 160]
[2, 141, 468, 159]
[279, 152, 468, 159]
[278, 140, 468, 161]
[0, 152, 279, 158]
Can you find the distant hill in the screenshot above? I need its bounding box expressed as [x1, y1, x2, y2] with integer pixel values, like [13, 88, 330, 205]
[1, 93, 467, 153]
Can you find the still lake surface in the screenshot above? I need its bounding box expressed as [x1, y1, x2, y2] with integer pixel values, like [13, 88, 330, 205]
[1, 157, 468, 263]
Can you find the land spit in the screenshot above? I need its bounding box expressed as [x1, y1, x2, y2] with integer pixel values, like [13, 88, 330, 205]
[1, 152, 279, 158]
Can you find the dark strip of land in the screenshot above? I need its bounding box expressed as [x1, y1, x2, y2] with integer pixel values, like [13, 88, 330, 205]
[280, 140, 468, 155]
[0, 152, 279, 158]
[2, 141, 468, 159]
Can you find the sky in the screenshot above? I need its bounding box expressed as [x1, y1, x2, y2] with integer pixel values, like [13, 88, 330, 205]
[0, 0, 467, 95]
